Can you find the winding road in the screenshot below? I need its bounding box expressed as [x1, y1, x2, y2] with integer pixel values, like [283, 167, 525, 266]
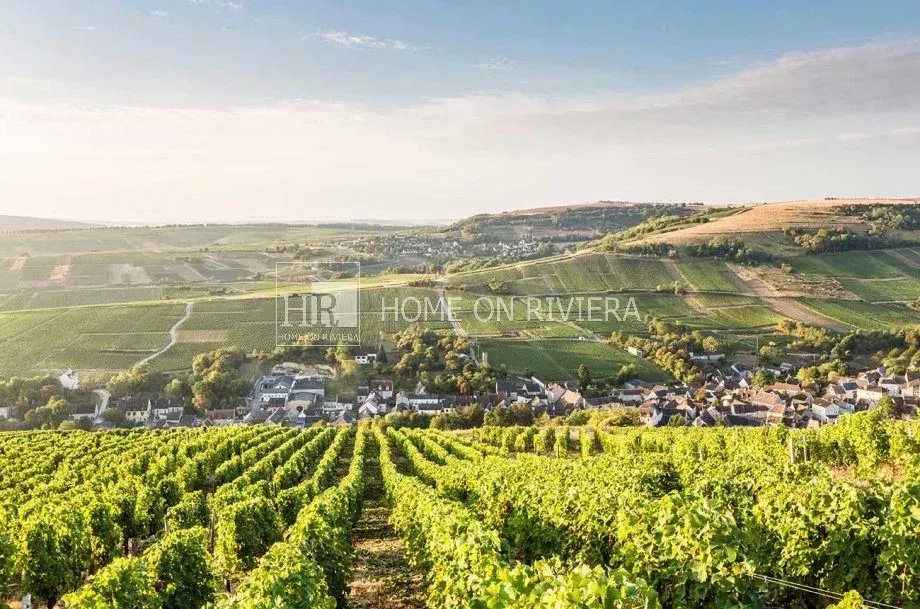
[138, 302, 193, 366]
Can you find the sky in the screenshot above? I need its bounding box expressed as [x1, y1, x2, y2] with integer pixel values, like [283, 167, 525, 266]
[1, 1, 920, 224]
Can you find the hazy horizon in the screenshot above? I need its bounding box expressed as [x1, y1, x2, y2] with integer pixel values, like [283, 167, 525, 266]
[2, 1, 920, 224]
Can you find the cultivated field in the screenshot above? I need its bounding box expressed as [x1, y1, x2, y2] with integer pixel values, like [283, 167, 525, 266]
[0, 204, 917, 378]
[634, 197, 920, 247]
[3, 422, 918, 609]
[0, 303, 183, 376]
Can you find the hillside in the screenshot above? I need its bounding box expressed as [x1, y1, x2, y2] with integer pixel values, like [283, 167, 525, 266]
[0, 214, 99, 232]
[445, 201, 707, 241]
[0, 199, 917, 379]
[628, 198, 920, 251]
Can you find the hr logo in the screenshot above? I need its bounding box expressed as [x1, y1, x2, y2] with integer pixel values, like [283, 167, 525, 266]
[275, 262, 360, 347]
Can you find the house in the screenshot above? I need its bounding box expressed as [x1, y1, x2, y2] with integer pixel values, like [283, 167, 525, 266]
[615, 388, 645, 404]
[558, 390, 586, 411]
[826, 384, 846, 399]
[291, 377, 325, 399]
[688, 352, 725, 364]
[692, 406, 722, 427]
[175, 414, 198, 428]
[545, 383, 566, 404]
[243, 409, 272, 424]
[585, 396, 616, 409]
[355, 353, 378, 365]
[626, 346, 645, 357]
[879, 377, 902, 397]
[856, 386, 887, 405]
[731, 363, 753, 377]
[648, 405, 688, 427]
[495, 380, 520, 400]
[724, 413, 763, 427]
[751, 391, 787, 410]
[115, 397, 151, 424]
[369, 379, 394, 399]
[810, 399, 840, 424]
[151, 398, 183, 420]
[396, 392, 453, 414]
[319, 397, 351, 417]
[264, 396, 287, 410]
[358, 393, 387, 419]
[265, 407, 291, 426]
[260, 375, 294, 403]
[68, 402, 97, 422]
[59, 369, 80, 390]
[331, 410, 356, 426]
[766, 403, 791, 426]
[202, 409, 236, 426]
[149, 409, 185, 429]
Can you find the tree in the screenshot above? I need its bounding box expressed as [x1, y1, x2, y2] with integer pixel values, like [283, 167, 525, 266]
[25, 396, 71, 429]
[577, 364, 591, 388]
[701, 336, 721, 353]
[164, 378, 191, 403]
[758, 343, 784, 365]
[100, 407, 127, 427]
[668, 414, 686, 427]
[796, 366, 823, 389]
[106, 364, 153, 398]
[876, 395, 899, 419]
[566, 410, 590, 426]
[751, 369, 777, 389]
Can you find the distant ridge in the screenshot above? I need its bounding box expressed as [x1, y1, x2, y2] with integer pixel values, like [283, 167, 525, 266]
[631, 197, 920, 247]
[0, 215, 99, 232]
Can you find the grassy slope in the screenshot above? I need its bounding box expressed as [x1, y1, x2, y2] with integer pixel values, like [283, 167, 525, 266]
[1, 204, 919, 379]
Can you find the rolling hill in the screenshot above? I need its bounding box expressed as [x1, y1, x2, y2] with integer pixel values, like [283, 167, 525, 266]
[0, 199, 917, 378]
[0, 215, 99, 232]
[629, 197, 920, 250]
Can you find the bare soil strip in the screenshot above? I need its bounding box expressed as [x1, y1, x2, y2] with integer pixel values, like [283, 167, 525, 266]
[137, 302, 193, 366]
[348, 444, 425, 609]
[661, 259, 689, 287]
[887, 249, 920, 270]
[727, 264, 852, 332]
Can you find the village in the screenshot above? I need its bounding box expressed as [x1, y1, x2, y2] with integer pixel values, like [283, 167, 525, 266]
[29, 353, 918, 431]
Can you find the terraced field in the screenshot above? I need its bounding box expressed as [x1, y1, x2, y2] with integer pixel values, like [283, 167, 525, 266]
[839, 277, 920, 302]
[797, 299, 919, 331]
[791, 250, 908, 279]
[0, 303, 183, 375]
[479, 338, 667, 380]
[0, 206, 918, 379]
[445, 253, 675, 294]
[0, 224, 394, 257]
[673, 259, 742, 292]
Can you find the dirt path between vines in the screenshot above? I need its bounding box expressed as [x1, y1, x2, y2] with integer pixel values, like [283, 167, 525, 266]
[727, 264, 851, 332]
[348, 444, 425, 609]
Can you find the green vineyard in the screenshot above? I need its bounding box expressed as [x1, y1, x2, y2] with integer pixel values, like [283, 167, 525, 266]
[1, 415, 918, 609]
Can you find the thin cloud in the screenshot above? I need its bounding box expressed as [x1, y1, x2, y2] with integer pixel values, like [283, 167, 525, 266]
[475, 57, 517, 71]
[189, 0, 244, 11]
[149, 10, 170, 18]
[73, 25, 96, 31]
[2, 41, 919, 221]
[307, 30, 419, 51]
[435, 39, 920, 148]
